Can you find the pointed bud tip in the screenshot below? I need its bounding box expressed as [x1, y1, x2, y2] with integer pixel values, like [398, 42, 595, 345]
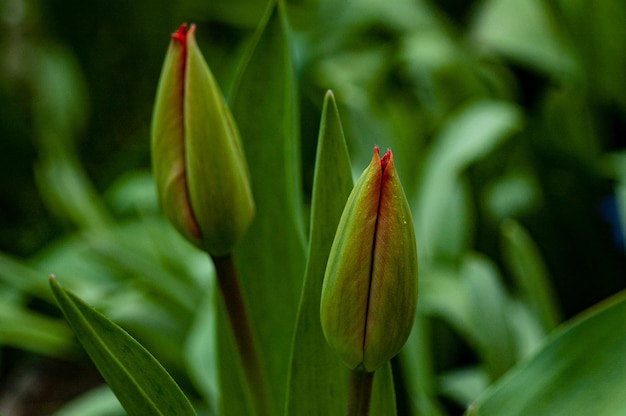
[381, 148, 391, 170]
[172, 23, 188, 43]
[373, 146, 392, 171]
[172, 23, 196, 44]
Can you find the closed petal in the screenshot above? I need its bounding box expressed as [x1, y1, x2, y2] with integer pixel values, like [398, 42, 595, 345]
[151, 24, 202, 245]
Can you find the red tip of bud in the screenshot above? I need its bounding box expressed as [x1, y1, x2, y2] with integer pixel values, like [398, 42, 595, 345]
[172, 23, 189, 44]
[373, 146, 392, 172]
[380, 149, 391, 171]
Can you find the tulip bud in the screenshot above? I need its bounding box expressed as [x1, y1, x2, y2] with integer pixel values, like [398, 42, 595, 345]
[151, 24, 254, 256]
[320, 146, 418, 372]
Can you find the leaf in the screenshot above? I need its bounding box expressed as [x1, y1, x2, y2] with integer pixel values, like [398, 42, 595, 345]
[439, 366, 489, 408]
[34, 154, 112, 230]
[184, 273, 220, 415]
[285, 90, 354, 415]
[501, 219, 561, 331]
[285, 91, 398, 414]
[468, 290, 626, 415]
[415, 100, 522, 259]
[0, 252, 50, 299]
[49, 277, 197, 416]
[483, 170, 542, 221]
[53, 385, 124, 416]
[461, 254, 517, 380]
[28, 44, 111, 231]
[469, 0, 579, 80]
[218, 1, 307, 414]
[400, 315, 447, 416]
[418, 265, 472, 337]
[506, 298, 546, 360]
[104, 170, 159, 216]
[550, 0, 626, 107]
[419, 255, 519, 380]
[370, 364, 397, 415]
[0, 299, 75, 357]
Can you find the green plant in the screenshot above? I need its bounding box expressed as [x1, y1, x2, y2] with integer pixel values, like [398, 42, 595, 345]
[2, 0, 626, 414]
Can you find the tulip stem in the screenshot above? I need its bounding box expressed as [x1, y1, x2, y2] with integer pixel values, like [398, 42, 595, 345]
[347, 369, 375, 416]
[213, 254, 272, 416]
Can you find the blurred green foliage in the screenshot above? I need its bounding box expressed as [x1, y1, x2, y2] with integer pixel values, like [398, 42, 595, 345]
[1, 0, 625, 414]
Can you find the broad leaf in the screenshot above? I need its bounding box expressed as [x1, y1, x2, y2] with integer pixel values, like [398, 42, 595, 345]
[468, 290, 626, 415]
[218, 1, 307, 414]
[49, 277, 197, 416]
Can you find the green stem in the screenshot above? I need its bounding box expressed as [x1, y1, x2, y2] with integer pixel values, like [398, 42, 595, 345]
[213, 254, 272, 416]
[347, 369, 375, 416]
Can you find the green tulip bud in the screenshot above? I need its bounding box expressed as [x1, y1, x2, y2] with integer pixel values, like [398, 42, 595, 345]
[320, 146, 418, 372]
[151, 24, 254, 256]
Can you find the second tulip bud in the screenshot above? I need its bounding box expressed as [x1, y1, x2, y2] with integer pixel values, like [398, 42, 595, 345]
[321, 146, 418, 372]
[151, 24, 254, 256]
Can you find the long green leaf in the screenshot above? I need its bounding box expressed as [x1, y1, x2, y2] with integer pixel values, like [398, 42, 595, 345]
[49, 277, 197, 416]
[0, 252, 51, 299]
[218, 1, 307, 414]
[414, 100, 521, 259]
[184, 273, 220, 415]
[470, 0, 578, 80]
[286, 90, 354, 415]
[53, 385, 124, 416]
[401, 314, 447, 416]
[468, 290, 626, 415]
[371, 365, 397, 415]
[461, 254, 517, 380]
[286, 90, 398, 415]
[418, 255, 519, 381]
[285, 91, 396, 414]
[501, 219, 561, 331]
[0, 300, 75, 357]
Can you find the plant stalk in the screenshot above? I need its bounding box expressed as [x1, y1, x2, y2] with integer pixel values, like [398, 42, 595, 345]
[347, 369, 375, 416]
[213, 254, 272, 416]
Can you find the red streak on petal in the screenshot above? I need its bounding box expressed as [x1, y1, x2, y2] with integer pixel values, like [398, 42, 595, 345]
[170, 23, 202, 241]
[364, 145, 390, 357]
